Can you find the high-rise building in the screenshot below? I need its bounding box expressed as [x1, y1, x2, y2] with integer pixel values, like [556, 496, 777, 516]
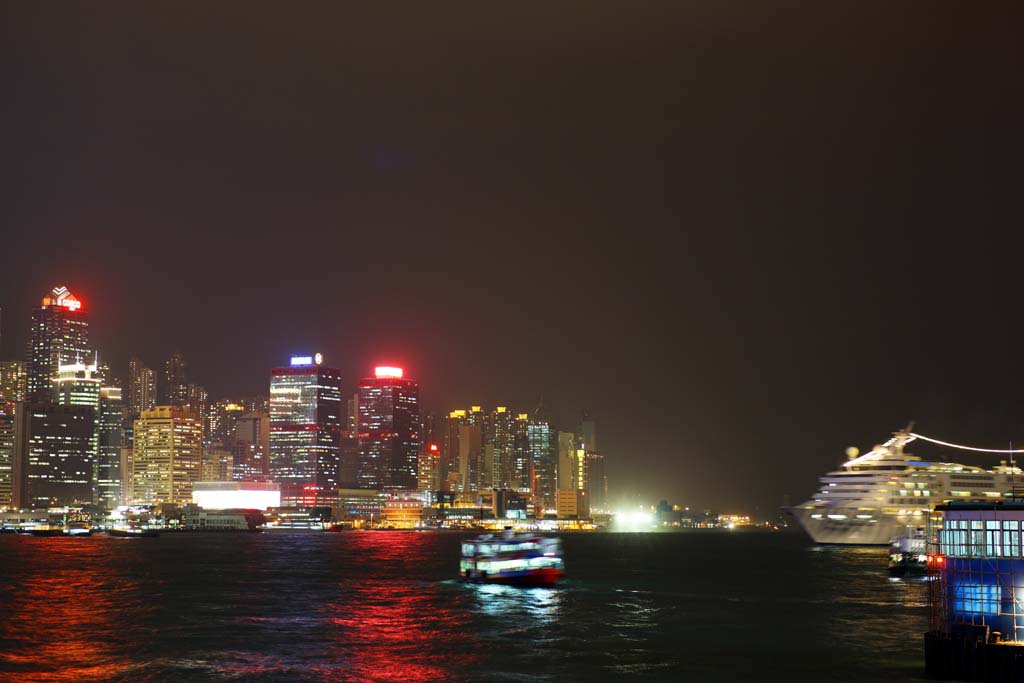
[205, 399, 247, 447]
[201, 447, 233, 481]
[528, 406, 558, 513]
[557, 431, 575, 490]
[489, 407, 515, 490]
[356, 366, 419, 490]
[25, 286, 89, 403]
[132, 406, 202, 506]
[127, 357, 157, 418]
[417, 442, 441, 492]
[443, 409, 467, 492]
[13, 403, 95, 508]
[0, 360, 27, 417]
[97, 386, 124, 508]
[160, 351, 189, 407]
[512, 413, 531, 493]
[0, 415, 15, 507]
[52, 359, 102, 408]
[458, 422, 483, 494]
[233, 410, 270, 480]
[584, 452, 608, 512]
[269, 354, 342, 506]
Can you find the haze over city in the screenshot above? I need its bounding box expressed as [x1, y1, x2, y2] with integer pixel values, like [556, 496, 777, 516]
[2, 2, 1020, 515]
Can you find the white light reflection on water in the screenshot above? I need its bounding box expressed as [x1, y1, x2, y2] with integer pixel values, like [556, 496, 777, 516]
[473, 583, 562, 625]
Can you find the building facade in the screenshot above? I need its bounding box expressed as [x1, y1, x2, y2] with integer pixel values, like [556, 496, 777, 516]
[356, 367, 419, 490]
[131, 406, 202, 505]
[269, 355, 342, 506]
[25, 286, 89, 403]
[97, 386, 124, 508]
[0, 360, 27, 417]
[13, 403, 96, 508]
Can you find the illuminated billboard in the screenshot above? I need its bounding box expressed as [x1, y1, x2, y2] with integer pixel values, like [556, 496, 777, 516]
[192, 482, 281, 510]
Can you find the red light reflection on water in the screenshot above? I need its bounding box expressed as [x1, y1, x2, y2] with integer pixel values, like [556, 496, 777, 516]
[0, 538, 141, 682]
[324, 532, 480, 682]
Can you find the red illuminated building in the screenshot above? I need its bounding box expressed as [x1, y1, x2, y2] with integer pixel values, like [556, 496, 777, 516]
[357, 366, 420, 490]
[26, 286, 89, 403]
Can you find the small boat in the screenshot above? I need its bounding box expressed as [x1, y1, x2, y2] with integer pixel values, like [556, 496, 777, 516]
[108, 526, 160, 538]
[460, 530, 565, 586]
[888, 533, 928, 576]
[65, 525, 92, 537]
[28, 525, 66, 537]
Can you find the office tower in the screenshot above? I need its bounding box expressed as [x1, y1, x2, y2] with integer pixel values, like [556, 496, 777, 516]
[0, 360, 27, 417]
[97, 386, 124, 508]
[25, 286, 89, 403]
[161, 351, 189, 406]
[0, 415, 14, 506]
[576, 412, 607, 511]
[52, 358, 102, 408]
[584, 452, 608, 512]
[269, 354, 342, 506]
[346, 393, 359, 436]
[489, 407, 514, 490]
[443, 410, 467, 492]
[206, 399, 247, 447]
[132, 406, 203, 505]
[512, 413, 531, 493]
[467, 406, 486, 489]
[458, 422, 483, 494]
[13, 404, 95, 508]
[557, 431, 575, 490]
[417, 442, 440, 492]
[356, 366, 419, 490]
[201, 447, 233, 481]
[528, 407, 558, 512]
[127, 357, 157, 417]
[119, 446, 133, 504]
[233, 410, 270, 479]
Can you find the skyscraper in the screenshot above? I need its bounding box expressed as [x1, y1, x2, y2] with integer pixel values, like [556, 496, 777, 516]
[557, 431, 575, 490]
[25, 286, 89, 403]
[127, 357, 157, 418]
[528, 406, 558, 513]
[0, 414, 14, 507]
[52, 359, 102, 499]
[233, 410, 270, 479]
[356, 366, 419, 490]
[512, 412, 531, 493]
[0, 360, 27, 417]
[13, 403, 96, 508]
[132, 406, 202, 505]
[269, 354, 342, 506]
[160, 351, 189, 406]
[97, 386, 124, 508]
[443, 409, 467, 492]
[489, 406, 514, 490]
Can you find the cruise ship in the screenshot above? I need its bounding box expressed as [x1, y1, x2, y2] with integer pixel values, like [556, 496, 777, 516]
[790, 428, 1024, 545]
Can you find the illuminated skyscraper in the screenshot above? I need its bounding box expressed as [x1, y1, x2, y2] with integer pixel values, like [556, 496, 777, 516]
[489, 407, 515, 490]
[576, 413, 607, 511]
[357, 366, 419, 490]
[458, 422, 483, 494]
[132, 406, 202, 505]
[443, 409, 467, 492]
[127, 357, 157, 418]
[13, 403, 95, 508]
[269, 354, 342, 506]
[97, 386, 124, 508]
[25, 286, 89, 403]
[557, 431, 575, 490]
[417, 442, 441, 492]
[512, 413, 531, 492]
[0, 360, 27, 417]
[0, 415, 14, 506]
[160, 351, 189, 406]
[52, 359, 102, 408]
[233, 410, 270, 479]
[528, 407, 558, 512]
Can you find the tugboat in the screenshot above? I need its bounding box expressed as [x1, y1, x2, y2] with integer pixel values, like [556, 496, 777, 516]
[460, 530, 565, 586]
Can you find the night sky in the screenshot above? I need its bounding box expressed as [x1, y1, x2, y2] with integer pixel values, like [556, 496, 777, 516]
[2, 3, 1021, 514]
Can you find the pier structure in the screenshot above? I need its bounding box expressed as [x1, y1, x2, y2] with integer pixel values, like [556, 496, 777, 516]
[926, 502, 1024, 681]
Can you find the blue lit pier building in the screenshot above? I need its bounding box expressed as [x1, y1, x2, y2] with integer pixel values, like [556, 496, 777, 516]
[926, 502, 1024, 680]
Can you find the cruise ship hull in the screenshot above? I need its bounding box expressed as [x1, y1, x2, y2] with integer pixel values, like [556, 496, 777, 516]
[788, 507, 915, 545]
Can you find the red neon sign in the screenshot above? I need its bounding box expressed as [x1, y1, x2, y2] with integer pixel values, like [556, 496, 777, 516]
[374, 366, 403, 379]
[429, 443, 439, 453]
[42, 286, 82, 312]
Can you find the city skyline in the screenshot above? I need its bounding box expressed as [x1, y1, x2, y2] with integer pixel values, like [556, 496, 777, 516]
[3, 3, 1020, 516]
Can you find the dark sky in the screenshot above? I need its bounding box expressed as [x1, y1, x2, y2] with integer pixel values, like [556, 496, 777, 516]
[2, 2, 1022, 514]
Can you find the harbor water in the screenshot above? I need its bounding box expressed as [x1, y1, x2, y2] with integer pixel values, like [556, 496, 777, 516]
[0, 530, 928, 682]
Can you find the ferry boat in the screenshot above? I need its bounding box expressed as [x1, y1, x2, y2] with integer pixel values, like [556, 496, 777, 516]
[108, 526, 160, 538]
[460, 531, 565, 586]
[888, 533, 928, 576]
[790, 428, 1024, 545]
